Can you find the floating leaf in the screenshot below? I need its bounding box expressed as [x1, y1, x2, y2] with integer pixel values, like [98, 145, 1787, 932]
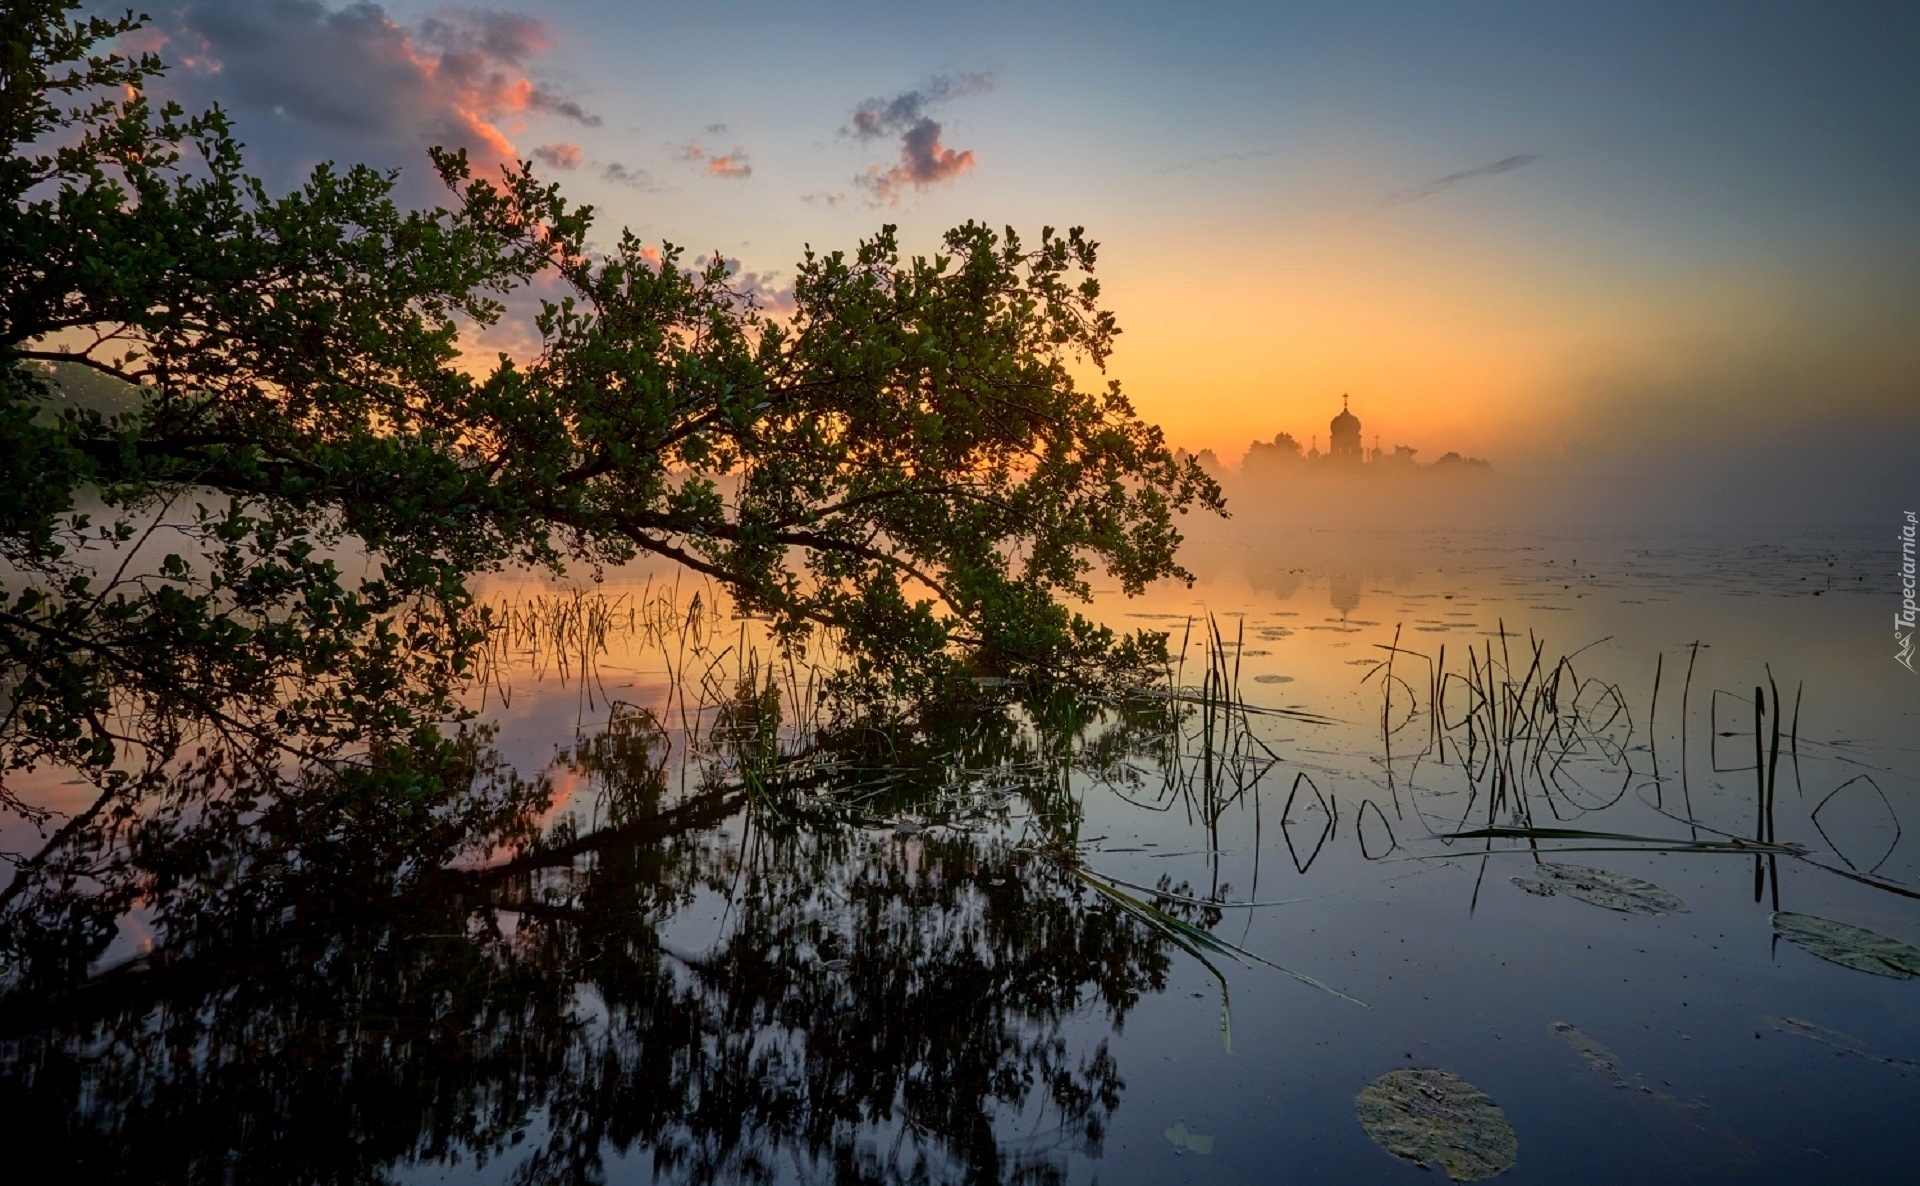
[1510, 863, 1687, 915]
[1356, 1068, 1517, 1182]
[1164, 1121, 1215, 1155]
[1771, 912, 1920, 979]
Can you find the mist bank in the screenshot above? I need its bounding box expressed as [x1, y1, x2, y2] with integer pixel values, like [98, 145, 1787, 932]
[1185, 422, 1906, 534]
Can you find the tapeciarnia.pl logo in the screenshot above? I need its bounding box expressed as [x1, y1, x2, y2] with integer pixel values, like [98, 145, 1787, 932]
[1899, 511, 1917, 672]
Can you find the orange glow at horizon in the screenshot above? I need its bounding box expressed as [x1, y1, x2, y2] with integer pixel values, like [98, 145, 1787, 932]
[1083, 213, 1617, 467]
[1084, 209, 1916, 470]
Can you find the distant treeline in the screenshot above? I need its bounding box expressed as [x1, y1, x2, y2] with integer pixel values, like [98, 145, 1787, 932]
[1180, 432, 1497, 479]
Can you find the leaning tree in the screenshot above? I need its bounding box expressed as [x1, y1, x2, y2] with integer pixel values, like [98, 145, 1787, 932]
[0, 2, 1222, 803]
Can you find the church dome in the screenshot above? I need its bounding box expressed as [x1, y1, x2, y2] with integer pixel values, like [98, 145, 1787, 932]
[1330, 394, 1360, 435]
[1327, 394, 1364, 461]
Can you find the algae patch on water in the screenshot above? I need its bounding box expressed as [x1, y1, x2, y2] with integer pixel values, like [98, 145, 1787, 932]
[1356, 1067, 1517, 1181]
[1551, 1022, 1633, 1088]
[1550, 1022, 1699, 1109]
[1163, 1121, 1215, 1155]
[1764, 1016, 1920, 1072]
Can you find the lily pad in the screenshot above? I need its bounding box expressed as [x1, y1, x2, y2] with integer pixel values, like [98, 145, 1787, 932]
[1511, 863, 1687, 915]
[1164, 1121, 1214, 1155]
[1356, 1068, 1517, 1182]
[1772, 912, 1920, 979]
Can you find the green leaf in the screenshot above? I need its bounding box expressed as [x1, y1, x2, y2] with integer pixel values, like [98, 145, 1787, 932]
[1772, 911, 1920, 979]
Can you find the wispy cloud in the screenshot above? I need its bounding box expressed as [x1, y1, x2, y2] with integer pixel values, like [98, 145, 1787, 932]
[679, 140, 753, 179]
[1385, 153, 1540, 205]
[526, 92, 601, 127]
[602, 161, 662, 190]
[414, 9, 548, 65]
[532, 141, 583, 170]
[845, 71, 994, 141]
[845, 72, 994, 204]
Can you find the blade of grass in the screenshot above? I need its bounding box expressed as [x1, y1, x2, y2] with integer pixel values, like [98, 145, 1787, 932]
[1070, 865, 1369, 1007]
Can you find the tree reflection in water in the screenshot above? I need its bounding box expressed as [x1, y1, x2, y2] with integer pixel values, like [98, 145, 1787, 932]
[0, 694, 1192, 1184]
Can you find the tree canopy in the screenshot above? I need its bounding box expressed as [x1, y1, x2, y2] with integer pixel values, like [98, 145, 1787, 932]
[0, 2, 1221, 796]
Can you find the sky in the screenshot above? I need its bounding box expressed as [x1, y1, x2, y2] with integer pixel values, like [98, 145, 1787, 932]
[114, 0, 1919, 489]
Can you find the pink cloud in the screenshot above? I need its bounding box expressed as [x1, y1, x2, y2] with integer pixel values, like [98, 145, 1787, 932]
[858, 118, 974, 204]
[842, 75, 992, 204]
[148, 3, 600, 188]
[680, 140, 752, 180]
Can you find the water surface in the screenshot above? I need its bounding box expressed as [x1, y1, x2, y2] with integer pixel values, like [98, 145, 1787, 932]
[3, 524, 1914, 1183]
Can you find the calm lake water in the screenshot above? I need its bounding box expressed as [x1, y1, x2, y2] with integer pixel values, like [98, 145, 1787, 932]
[3, 523, 1915, 1183]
